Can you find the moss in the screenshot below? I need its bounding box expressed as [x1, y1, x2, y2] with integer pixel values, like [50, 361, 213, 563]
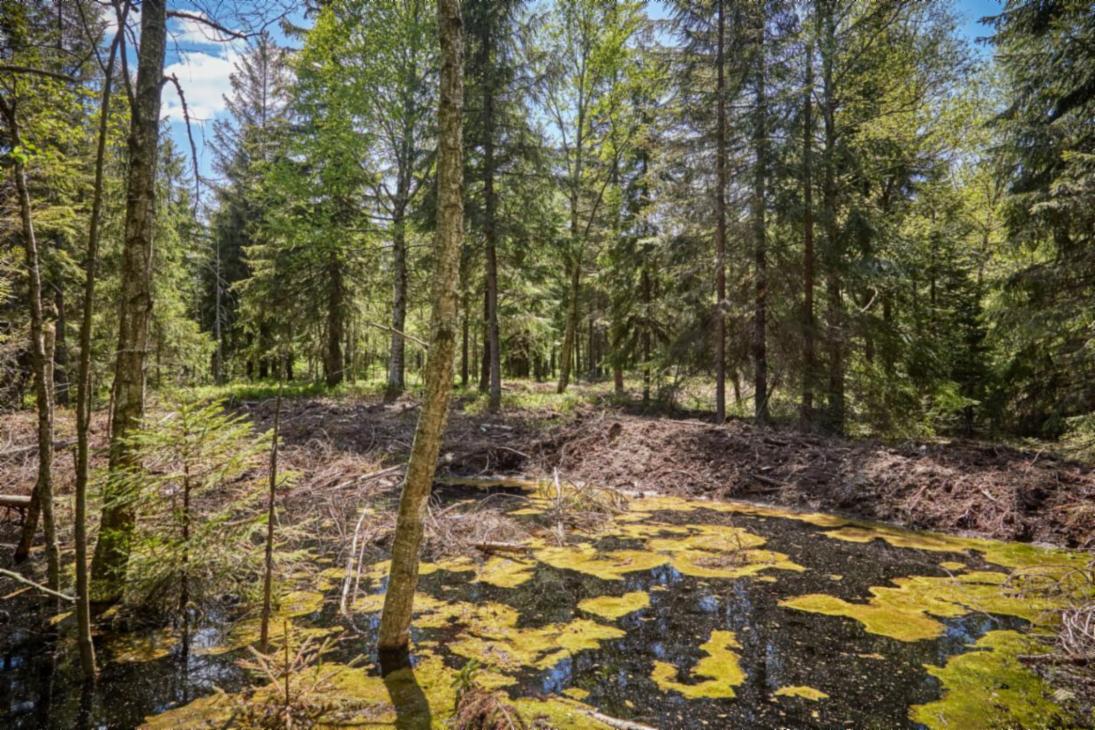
[143, 691, 232, 728]
[940, 561, 966, 572]
[909, 630, 1068, 730]
[107, 629, 177, 663]
[578, 591, 650, 619]
[535, 544, 668, 581]
[628, 495, 847, 527]
[473, 555, 536, 589]
[780, 571, 1060, 642]
[774, 685, 829, 701]
[822, 524, 1089, 575]
[562, 687, 590, 700]
[650, 630, 745, 699]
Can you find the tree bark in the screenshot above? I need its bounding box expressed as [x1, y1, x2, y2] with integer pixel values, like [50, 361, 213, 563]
[752, 3, 769, 424]
[819, 0, 844, 435]
[714, 0, 728, 423]
[2, 97, 60, 592]
[325, 253, 344, 387]
[483, 55, 502, 413]
[71, 20, 125, 680]
[386, 213, 408, 400]
[90, 0, 168, 604]
[378, 0, 463, 660]
[801, 40, 816, 426]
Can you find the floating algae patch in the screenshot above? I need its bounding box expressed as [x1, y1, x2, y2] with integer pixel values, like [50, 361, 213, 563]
[472, 554, 537, 588]
[578, 591, 650, 619]
[650, 629, 745, 699]
[910, 630, 1068, 730]
[534, 544, 668, 580]
[821, 523, 1089, 575]
[780, 570, 1060, 642]
[9, 488, 1090, 729]
[774, 685, 829, 701]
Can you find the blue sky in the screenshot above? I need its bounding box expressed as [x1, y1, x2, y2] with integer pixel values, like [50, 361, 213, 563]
[163, 0, 1002, 195]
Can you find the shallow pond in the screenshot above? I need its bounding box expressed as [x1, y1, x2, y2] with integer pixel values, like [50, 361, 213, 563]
[2, 487, 1089, 729]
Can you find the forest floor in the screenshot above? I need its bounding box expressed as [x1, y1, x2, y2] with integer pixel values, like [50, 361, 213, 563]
[4, 379, 1091, 549]
[1, 379, 1093, 724]
[232, 380, 1095, 550]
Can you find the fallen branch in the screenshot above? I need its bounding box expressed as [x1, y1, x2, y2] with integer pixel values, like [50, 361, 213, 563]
[577, 707, 659, 730]
[473, 541, 532, 554]
[0, 568, 75, 603]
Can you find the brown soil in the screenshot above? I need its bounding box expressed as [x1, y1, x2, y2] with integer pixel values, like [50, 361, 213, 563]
[2, 390, 1093, 552]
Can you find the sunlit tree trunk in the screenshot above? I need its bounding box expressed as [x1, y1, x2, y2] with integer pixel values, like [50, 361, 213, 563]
[325, 254, 344, 387]
[90, 0, 168, 603]
[1, 97, 61, 593]
[378, 0, 464, 659]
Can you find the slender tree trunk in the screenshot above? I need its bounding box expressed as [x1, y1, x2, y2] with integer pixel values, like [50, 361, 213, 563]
[461, 288, 469, 387]
[556, 258, 581, 393]
[378, 0, 463, 659]
[481, 25, 502, 413]
[71, 22, 122, 679]
[479, 286, 490, 392]
[819, 0, 844, 435]
[801, 40, 816, 425]
[90, 0, 168, 603]
[260, 387, 283, 652]
[2, 99, 60, 592]
[386, 213, 408, 400]
[325, 254, 344, 387]
[54, 284, 69, 407]
[752, 3, 768, 424]
[714, 0, 728, 423]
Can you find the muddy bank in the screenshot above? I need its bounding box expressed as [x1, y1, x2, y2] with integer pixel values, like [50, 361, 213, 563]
[532, 410, 1095, 549]
[236, 392, 1095, 549]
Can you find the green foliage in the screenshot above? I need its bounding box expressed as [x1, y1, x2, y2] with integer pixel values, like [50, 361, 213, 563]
[103, 395, 272, 612]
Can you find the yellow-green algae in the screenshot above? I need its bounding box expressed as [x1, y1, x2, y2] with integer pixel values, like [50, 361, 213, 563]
[650, 629, 745, 699]
[909, 630, 1068, 730]
[353, 592, 624, 672]
[821, 523, 1089, 575]
[535, 521, 802, 582]
[198, 590, 331, 657]
[780, 570, 1059, 642]
[106, 629, 178, 663]
[628, 494, 848, 527]
[774, 685, 829, 701]
[472, 555, 536, 588]
[142, 651, 611, 729]
[577, 591, 650, 619]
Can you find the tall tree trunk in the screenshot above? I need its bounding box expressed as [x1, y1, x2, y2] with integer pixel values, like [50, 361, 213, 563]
[386, 213, 408, 400]
[752, 3, 768, 424]
[478, 286, 490, 392]
[819, 0, 844, 435]
[1, 98, 61, 592]
[72, 22, 123, 679]
[461, 287, 469, 387]
[54, 283, 69, 407]
[325, 254, 344, 387]
[480, 22, 502, 413]
[714, 0, 728, 423]
[801, 40, 816, 425]
[556, 258, 581, 393]
[90, 0, 168, 603]
[378, 0, 463, 659]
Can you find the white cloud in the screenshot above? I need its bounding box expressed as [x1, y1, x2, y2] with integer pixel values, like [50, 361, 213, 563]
[162, 47, 241, 123]
[170, 12, 238, 45]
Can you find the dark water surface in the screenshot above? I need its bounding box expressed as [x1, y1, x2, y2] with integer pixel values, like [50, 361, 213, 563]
[0, 488, 1081, 729]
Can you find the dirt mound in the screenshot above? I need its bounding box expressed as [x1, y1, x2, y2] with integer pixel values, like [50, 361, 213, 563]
[530, 412, 1095, 549]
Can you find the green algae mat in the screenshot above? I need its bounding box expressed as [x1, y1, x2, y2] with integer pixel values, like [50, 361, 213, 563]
[4, 489, 1090, 729]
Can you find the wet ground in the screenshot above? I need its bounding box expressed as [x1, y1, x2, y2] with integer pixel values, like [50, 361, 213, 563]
[1, 487, 1088, 729]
